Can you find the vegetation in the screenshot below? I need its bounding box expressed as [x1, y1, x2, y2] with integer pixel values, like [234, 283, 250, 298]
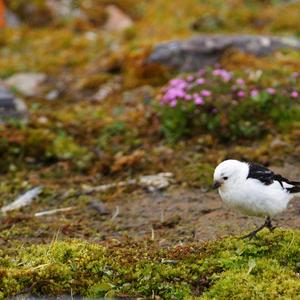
[158, 68, 300, 142]
[0, 229, 299, 299]
[0, 1, 300, 298]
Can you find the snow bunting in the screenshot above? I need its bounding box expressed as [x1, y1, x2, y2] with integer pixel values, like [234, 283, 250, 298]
[213, 159, 300, 238]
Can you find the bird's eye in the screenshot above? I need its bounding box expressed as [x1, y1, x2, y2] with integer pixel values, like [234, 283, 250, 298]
[223, 176, 228, 180]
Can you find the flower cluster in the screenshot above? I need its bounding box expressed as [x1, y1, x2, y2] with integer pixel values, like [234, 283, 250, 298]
[159, 67, 299, 109]
[157, 67, 300, 142]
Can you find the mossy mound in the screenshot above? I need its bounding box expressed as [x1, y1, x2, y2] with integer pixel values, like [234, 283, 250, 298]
[0, 229, 299, 299]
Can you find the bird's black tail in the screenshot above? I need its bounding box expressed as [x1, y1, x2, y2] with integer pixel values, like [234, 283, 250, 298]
[274, 175, 300, 194]
[287, 184, 300, 194]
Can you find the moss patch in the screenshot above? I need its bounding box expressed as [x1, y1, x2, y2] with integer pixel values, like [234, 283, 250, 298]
[0, 229, 299, 299]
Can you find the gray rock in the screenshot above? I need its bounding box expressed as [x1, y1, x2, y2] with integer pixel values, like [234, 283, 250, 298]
[5, 9, 21, 27]
[0, 86, 27, 121]
[147, 35, 300, 71]
[88, 200, 110, 215]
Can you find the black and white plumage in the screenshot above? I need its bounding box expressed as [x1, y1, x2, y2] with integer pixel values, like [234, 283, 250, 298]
[213, 159, 300, 238]
[247, 162, 300, 193]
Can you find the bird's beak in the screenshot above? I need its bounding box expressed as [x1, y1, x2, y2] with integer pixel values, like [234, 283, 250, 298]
[212, 180, 222, 190]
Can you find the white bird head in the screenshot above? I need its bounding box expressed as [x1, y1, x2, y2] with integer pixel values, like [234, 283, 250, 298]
[213, 159, 248, 189]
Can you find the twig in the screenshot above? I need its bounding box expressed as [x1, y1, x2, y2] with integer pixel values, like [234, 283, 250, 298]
[111, 206, 120, 220]
[83, 179, 137, 195]
[151, 227, 155, 241]
[34, 207, 75, 217]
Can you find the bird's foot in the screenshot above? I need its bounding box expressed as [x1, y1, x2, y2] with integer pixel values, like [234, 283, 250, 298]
[242, 229, 260, 240]
[267, 224, 276, 232]
[265, 217, 276, 232]
[242, 216, 276, 239]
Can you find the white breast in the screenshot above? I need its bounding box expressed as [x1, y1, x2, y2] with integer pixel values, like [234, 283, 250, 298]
[219, 178, 292, 217]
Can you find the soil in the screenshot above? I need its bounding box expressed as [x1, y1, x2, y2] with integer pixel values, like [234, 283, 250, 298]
[100, 185, 300, 245]
[86, 163, 300, 245]
[1, 164, 299, 248]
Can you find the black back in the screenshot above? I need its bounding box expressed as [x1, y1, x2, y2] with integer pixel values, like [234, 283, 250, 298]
[247, 162, 300, 193]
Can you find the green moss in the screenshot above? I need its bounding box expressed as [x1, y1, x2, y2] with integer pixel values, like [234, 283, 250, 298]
[47, 131, 93, 169]
[0, 229, 299, 299]
[180, 161, 215, 187]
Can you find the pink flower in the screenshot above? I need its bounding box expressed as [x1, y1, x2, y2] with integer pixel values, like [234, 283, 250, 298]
[212, 69, 222, 76]
[251, 89, 259, 97]
[187, 75, 194, 82]
[212, 69, 232, 82]
[236, 78, 245, 85]
[198, 68, 205, 76]
[237, 90, 245, 98]
[176, 90, 186, 98]
[266, 88, 276, 95]
[292, 72, 299, 78]
[196, 78, 205, 85]
[291, 91, 299, 98]
[194, 96, 204, 105]
[221, 71, 232, 82]
[184, 94, 192, 100]
[170, 100, 177, 107]
[170, 78, 184, 86]
[201, 90, 212, 97]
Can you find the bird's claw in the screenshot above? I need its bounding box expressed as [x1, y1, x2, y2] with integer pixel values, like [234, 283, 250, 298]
[241, 231, 259, 240]
[268, 225, 276, 232]
[241, 216, 277, 239]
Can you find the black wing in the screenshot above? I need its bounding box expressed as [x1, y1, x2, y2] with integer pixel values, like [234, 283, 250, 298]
[247, 162, 300, 193]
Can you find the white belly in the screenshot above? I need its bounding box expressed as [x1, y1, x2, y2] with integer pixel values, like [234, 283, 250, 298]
[219, 179, 292, 217]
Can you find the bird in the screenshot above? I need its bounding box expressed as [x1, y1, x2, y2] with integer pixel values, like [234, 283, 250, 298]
[212, 159, 300, 238]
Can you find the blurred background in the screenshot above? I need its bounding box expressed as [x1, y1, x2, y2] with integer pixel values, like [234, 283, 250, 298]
[0, 0, 300, 253]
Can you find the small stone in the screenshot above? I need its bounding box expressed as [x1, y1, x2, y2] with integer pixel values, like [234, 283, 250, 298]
[5, 73, 47, 97]
[46, 0, 83, 19]
[88, 200, 110, 215]
[270, 139, 288, 149]
[84, 31, 98, 41]
[103, 5, 133, 32]
[0, 85, 27, 122]
[46, 90, 59, 101]
[139, 173, 174, 192]
[37, 116, 49, 124]
[5, 9, 21, 27]
[92, 78, 121, 101]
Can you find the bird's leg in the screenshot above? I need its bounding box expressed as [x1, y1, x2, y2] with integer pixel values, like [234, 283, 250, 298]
[242, 216, 274, 239]
[265, 216, 276, 232]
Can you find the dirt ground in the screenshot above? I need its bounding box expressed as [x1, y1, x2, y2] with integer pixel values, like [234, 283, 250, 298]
[1, 164, 299, 247]
[80, 163, 300, 246]
[101, 185, 300, 245]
